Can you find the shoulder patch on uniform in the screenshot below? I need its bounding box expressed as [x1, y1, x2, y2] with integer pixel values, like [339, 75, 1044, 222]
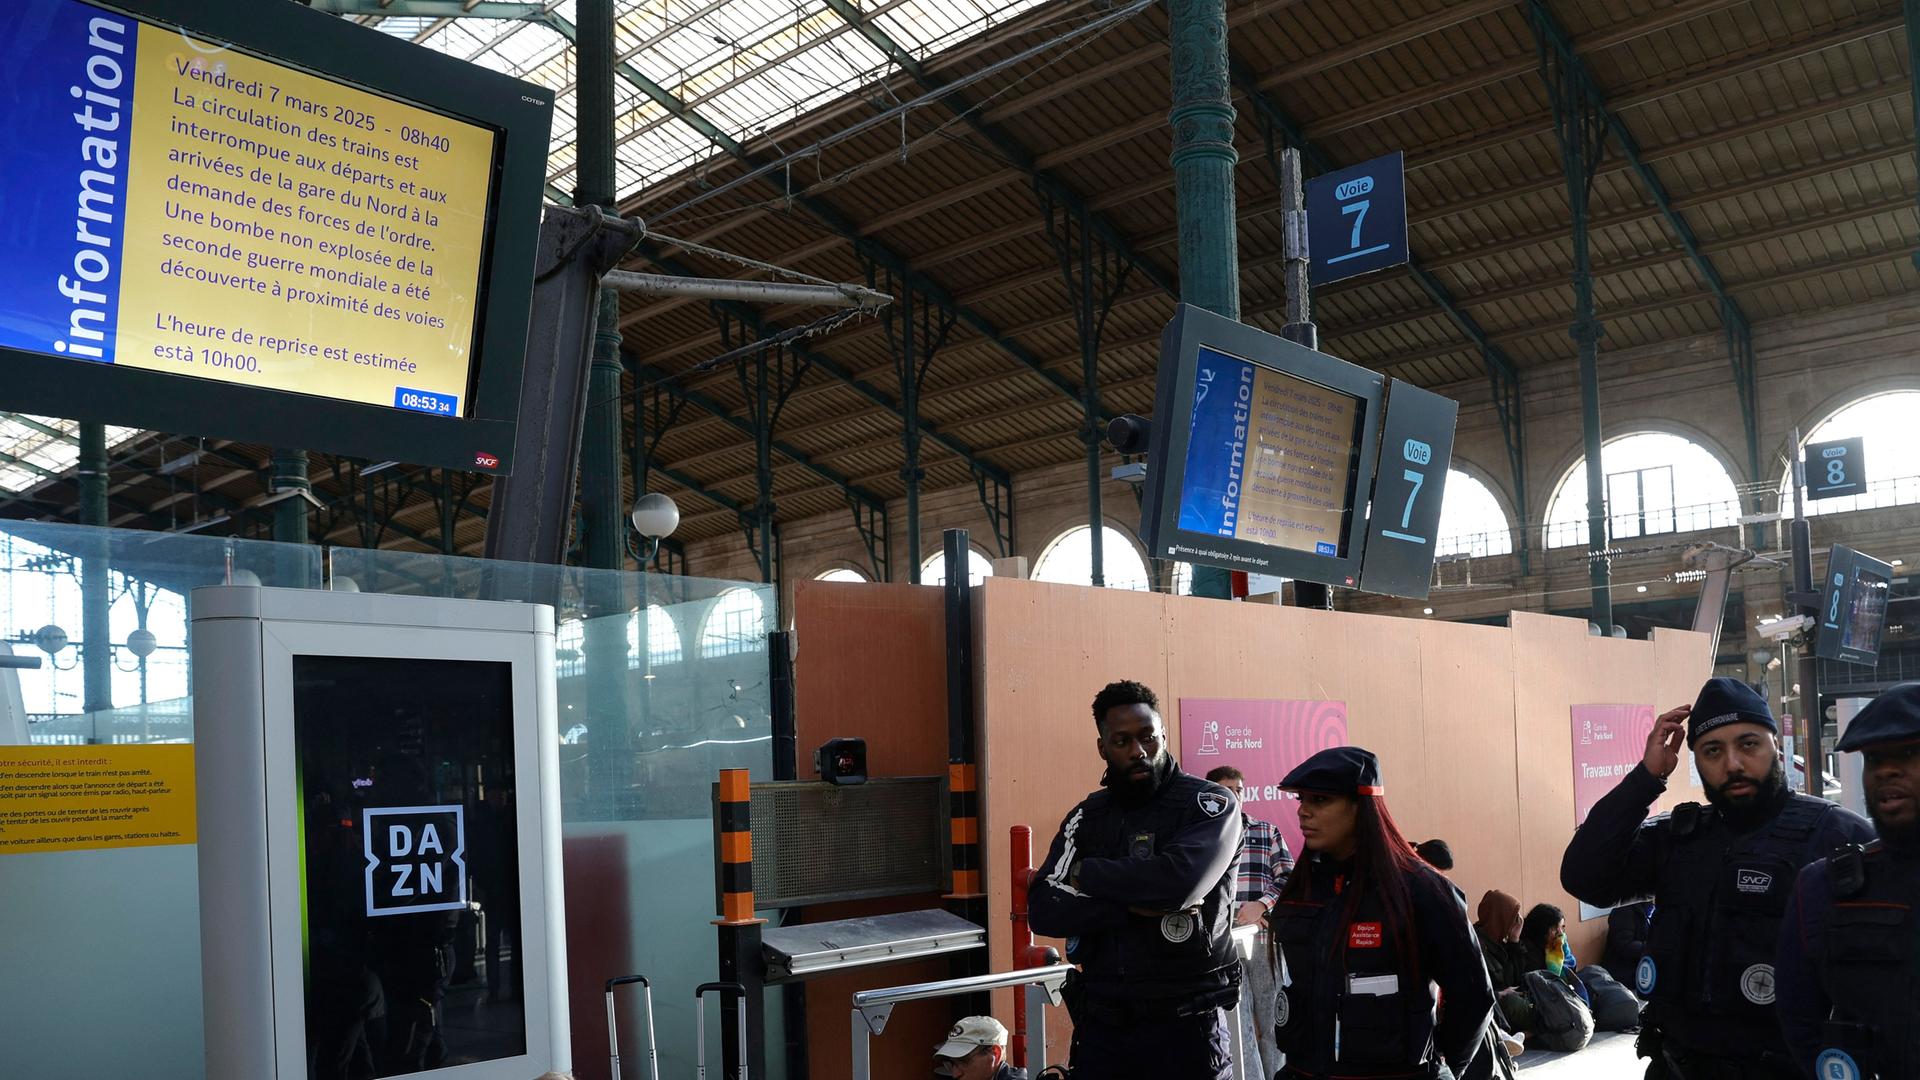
[1197, 789, 1229, 817]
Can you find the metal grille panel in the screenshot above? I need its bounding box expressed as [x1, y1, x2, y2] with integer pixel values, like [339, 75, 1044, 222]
[744, 777, 948, 908]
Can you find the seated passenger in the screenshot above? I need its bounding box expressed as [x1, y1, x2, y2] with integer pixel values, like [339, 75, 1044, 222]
[1519, 903, 1588, 1005]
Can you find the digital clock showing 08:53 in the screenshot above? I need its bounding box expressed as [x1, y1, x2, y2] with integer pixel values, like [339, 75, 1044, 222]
[393, 387, 458, 416]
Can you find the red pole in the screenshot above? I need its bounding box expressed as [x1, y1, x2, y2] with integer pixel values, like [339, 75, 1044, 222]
[1009, 824, 1053, 1068]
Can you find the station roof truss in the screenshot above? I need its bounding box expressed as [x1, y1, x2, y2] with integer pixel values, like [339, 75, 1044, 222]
[2, 0, 1914, 561]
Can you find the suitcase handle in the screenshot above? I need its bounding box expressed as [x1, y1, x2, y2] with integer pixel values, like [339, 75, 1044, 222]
[694, 983, 749, 1080]
[605, 973, 660, 1080]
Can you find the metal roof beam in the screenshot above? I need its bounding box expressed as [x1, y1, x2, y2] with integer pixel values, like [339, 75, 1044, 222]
[1528, 2, 1745, 322]
[305, 0, 547, 19]
[633, 239, 1012, 488]
[820, 0, 1175, 296]
[539, 10, 1096, 421]
[621, 351, 888, 512]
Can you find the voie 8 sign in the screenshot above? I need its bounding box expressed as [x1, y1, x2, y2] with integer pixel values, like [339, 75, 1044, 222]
[0, 0, 551, 474]
[1137, 305, 1457, 599]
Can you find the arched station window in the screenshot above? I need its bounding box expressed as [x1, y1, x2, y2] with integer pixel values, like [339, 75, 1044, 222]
[816, 567, 869, 583]
[1543, 433, 1741, 549]
[1780, 390, 1920, 516]
[1435, 469, 1516, 558]
[628, 605, 682, 668]
[699, 587, 768, 658]
[1033, 525, 1152, 591]
[920, 549, 995, 587]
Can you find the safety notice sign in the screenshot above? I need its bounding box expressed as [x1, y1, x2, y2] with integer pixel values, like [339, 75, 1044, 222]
[0, 744, 196, 854]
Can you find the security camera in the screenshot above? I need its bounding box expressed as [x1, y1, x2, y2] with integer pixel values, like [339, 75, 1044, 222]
[1106, 414, 1152, 455]
[1756, 614, 1812, 642]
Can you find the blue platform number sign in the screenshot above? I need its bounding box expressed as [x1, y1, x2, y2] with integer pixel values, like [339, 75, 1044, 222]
[1804, 437, 1867, 500]
[1357, 380, 1458, 601]
[1306, 151, 1409, 287]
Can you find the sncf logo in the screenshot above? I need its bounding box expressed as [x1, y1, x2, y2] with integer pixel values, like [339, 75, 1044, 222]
[1736, 869, 1774, 894]
[474, 452, 501, 469]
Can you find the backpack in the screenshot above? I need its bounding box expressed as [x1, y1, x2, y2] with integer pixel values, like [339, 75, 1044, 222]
[1523, 969, 1594, 1053]
[1574, 964, 1642, 1032]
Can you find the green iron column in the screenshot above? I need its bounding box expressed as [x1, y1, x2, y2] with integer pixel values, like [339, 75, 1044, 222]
[1534, 3, 1612, 630]
[573, 0, 635, 820]
[1168, 0, 1239, 601]
[78, 422, 112, 717]
[270, 449, 310, 544]
[1909, 0, 1920, 271]
[574, 0, 624, 574]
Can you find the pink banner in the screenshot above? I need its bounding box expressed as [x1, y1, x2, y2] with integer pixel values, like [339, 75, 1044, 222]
[1179, 698, 1348, 860]
[1570, 704, 1656, 827]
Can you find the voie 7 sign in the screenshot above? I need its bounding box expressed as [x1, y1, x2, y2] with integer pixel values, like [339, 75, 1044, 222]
[1305, 151, 1408, 287]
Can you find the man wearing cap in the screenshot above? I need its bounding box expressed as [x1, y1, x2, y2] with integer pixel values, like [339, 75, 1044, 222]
[1028, 679, 1242, 1080]
[932, 1016, 1027, 1080]
[1560, 677, 1874, 1079]
[1774, 682, 1920, 1080]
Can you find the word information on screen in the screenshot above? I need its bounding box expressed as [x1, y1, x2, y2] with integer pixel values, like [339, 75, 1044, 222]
[1177, 346, 1364, 556]
[0, 0, 497, 418]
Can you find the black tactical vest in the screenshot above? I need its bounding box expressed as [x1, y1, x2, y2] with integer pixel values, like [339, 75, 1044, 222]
[1815, 842, 1920, 1080]
[1270, 877, 1438, 1078]
[1640, 794, 1835, 1051]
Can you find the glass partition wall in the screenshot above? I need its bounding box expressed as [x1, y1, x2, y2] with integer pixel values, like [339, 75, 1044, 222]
[0, 521, 778, 1080]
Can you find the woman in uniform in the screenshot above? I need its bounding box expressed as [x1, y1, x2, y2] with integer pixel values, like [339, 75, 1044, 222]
[1269, 746, 1495, 1080]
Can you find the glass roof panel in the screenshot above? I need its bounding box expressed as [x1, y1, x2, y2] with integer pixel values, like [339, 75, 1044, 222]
[347, 0, 1050, 200]
[0, 416, 142, 495]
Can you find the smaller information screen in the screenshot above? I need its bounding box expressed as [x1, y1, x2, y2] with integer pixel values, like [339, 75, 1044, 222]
[0, 0, 498, 417]
[1177, 345, 1366, 557]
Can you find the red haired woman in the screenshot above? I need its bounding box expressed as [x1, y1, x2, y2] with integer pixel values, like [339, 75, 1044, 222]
[1269, 747, 1495, 1079]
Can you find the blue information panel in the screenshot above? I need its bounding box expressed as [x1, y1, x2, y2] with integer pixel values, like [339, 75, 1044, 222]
[1176, 346, 1367, 559]
[1815, 544, 1892, 665]
[1804, 436, 1867, 500]
[1305, 151, 1408, 287]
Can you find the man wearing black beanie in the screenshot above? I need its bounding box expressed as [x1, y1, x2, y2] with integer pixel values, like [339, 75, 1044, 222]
[1560, 677, 1873, 1079]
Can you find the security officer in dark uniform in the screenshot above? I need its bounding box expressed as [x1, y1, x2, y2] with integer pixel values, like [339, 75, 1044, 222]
[1029, 679, 1243, 1080]
[1561, 677, 1875, 1079]
[1775, 682, 1920, 1079]
[1269, 746, 1494, 1080]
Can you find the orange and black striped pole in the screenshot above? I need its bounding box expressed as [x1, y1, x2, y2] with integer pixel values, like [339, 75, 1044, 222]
[714, 767, 763, 927]
[712, 767, 765, 1080]
[945, 762, 984, 900]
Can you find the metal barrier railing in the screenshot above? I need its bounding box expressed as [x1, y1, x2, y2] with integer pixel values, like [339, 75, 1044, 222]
[848, 924, 1263, 1080]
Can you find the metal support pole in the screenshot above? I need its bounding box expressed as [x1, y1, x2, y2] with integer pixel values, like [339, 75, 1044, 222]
[1534, 5, 1612, 629]
[942, 528, 989, 1016]
[1274, 149, 1333, 611]
[1082, 216, 1106, 590]
[1169, 0, 1240, 602]
[572, 0, 636, 826]
[1908, 0, 1920, 272]
[78, 422, 112, 718]
[270, 449, 310, 544]
[901, 288, 925, 583]
[1788, 428, 1825, 799]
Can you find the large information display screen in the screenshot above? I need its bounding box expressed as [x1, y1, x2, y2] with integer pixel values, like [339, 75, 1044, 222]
[1177, 346, 1367, 557]
[1, 0, 495, 417]
[0, 0, 551, 473]
[1141, 306, 1387, 586]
